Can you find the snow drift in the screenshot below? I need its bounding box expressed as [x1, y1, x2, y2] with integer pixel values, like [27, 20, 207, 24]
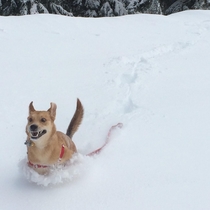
[0, 10, 210, 210]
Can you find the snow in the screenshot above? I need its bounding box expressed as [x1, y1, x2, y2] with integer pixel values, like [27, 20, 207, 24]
[0, 10, 210, 209]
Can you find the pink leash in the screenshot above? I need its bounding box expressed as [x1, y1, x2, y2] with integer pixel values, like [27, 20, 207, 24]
[87, 123, 123, 156]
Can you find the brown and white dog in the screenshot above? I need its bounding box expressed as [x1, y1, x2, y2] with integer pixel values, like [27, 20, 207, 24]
[25, 99, 84, 175]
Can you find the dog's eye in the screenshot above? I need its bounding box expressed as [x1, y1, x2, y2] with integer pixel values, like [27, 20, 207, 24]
[28, 117, 33, 122]
[41, 118, 46, 123]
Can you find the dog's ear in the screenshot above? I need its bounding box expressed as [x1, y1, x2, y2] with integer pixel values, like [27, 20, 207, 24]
[29, 101, 35, 113]
[48, 103, 57, 120]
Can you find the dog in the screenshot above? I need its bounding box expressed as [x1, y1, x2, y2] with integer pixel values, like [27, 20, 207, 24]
[25, 99, 84, 175]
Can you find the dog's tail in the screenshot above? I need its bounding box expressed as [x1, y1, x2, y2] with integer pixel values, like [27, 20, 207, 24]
[66, 98, 84, 139]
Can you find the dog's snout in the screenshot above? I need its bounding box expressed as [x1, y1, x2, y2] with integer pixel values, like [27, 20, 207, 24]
[30, 124, 38, 131]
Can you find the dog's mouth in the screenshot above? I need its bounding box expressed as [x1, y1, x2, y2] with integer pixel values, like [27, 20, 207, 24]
[30, 130, 47, 140]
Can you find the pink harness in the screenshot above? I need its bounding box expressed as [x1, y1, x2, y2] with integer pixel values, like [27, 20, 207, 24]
[28, 145, 65, 168]
[28, 123, 123, 168]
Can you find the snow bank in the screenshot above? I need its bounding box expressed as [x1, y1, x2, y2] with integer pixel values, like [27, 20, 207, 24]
[0, 10, 210, 210]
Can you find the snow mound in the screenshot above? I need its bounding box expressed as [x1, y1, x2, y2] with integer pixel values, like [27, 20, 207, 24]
[18, 154, 92, 187]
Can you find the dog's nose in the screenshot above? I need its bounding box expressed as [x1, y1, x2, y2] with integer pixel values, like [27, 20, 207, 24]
[30, 124, 38, 131]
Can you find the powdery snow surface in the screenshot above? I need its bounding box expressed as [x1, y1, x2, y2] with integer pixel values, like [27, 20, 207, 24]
[0, 10, 210, 209]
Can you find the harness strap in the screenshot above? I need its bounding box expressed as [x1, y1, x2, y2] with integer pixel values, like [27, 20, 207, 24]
[28, 161, 48, 168]
[58, 145, 65, 162]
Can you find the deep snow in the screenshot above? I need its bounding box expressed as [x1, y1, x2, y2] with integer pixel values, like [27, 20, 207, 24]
[0, 10, 210, 210]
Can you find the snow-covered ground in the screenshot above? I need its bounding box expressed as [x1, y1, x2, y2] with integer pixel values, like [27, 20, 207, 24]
[0, 10, 210, 209]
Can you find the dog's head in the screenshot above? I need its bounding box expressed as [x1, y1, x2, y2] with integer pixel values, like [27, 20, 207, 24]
[26, 102, 57, 142]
